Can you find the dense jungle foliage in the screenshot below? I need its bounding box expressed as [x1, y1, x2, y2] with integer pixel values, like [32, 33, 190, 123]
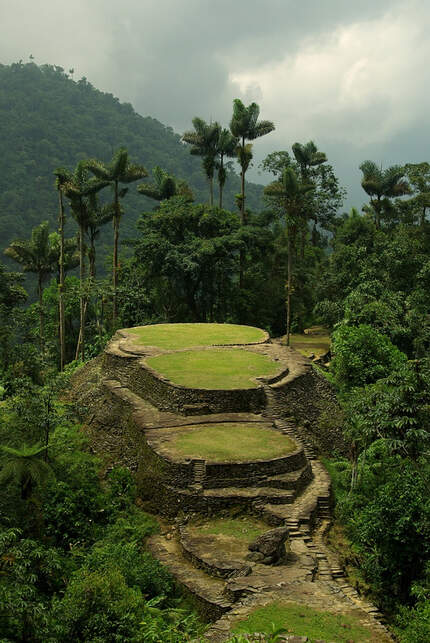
[0, 61, 429, 641]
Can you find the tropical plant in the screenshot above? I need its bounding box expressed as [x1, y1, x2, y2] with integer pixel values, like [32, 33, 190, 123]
[264, 167, 314, 345]
[86, 148, 147, 326]
[138, 165, 193, 203]
[292, 140, 327, 249]
[61, 161, 109, 360]
[292, 140, 327, 179]
[4, 222, 57, 350]
[216, 128, 238, 208]
[85, 195, 114, 279]
[230, 99, 274, 223]
[54, 168, 68, 371]
[0, 443, 53, 500]
[359, 160, 411, 227]
[182, 117, 221, 206]
[402, 162, 430, 225]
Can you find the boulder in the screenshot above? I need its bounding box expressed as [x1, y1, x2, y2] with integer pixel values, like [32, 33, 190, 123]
[248, 526, 289, 564]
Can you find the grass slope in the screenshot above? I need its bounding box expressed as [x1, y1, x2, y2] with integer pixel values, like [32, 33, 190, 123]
[146, 348, 280, 389]
[192, 517, 267, 543]
[233, 601, 381, 641]
[164, 423, 296, 461]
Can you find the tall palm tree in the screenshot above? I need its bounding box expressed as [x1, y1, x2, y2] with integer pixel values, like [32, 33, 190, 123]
[85, 194, 114, 279]
[54, 168, 69, 371]
[138, 166, 193, 203]
[264, 167, 314, 346]
[230, 99, 275, 223]
[62, 161, 109, 360]
[86, 149, 147, 326]
[292, 141, 327, 179]
[292, 141, 327, 252]
[359, 161, 411, 228]
[48, 232, 80, 283]
[216, 128, 238, 208]
[182, 118, 221, 206]
[4, 222, 57, 350]
[0, 444, 53, 500]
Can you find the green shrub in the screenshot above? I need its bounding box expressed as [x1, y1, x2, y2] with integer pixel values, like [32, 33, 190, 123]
[331, 324, 407, 391]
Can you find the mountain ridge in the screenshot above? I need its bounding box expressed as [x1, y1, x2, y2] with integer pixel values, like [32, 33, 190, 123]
[0, 61, 264, 253]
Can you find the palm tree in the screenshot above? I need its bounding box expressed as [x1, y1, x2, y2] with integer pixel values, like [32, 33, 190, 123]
[230, 99, 275, 223]
[86, 149, 147, 326]
[182, 118, 221, 206]
[48, 232, 80, 282]
[359, 161, 411, 228]
[4, 222, 57, 350]
[54, 168, 69, 371]
[138, 166, 193, 203]
[85, 194, 114, 279]
[292, 141, 327, 252]
[264, 168, 314, 346]
[0, 444, 53, 500]
[62, 161, 109, 360]
[292, 141, 327, 179]
[215, 128, 238, 208]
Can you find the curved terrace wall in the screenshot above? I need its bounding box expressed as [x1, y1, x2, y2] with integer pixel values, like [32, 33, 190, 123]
[128, 358, 269, 414]
[144, 427, 307, 487]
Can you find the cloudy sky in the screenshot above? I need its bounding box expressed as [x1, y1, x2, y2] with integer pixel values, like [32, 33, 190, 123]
[1, 0, 430, 207]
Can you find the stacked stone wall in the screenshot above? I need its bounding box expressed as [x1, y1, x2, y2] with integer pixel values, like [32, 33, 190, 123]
[127, 360, 266, 415]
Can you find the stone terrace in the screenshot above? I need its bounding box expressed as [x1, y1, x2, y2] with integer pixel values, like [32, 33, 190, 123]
[74, 324, 393, 641]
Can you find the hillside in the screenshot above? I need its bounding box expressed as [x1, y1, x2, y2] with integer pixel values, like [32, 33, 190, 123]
[0, 61, 263, 253]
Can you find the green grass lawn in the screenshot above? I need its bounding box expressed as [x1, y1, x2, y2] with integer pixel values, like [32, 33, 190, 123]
[233, 601, 381, 641]
[192, 517, 267, 543]
[129, 323, 266, 350]
[146, 348, 281, 389]
[164, 423, 296, 461]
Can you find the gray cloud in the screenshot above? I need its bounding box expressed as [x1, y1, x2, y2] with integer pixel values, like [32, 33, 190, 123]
[1, 0, 429, 209]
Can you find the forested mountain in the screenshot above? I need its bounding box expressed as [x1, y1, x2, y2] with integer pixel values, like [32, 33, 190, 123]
[0, 61, 263, 252]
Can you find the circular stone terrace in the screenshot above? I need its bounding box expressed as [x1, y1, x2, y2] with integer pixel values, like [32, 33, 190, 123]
[126, 322, 269, 350]
[105, 323, 292, 413]
[146, 422, 297, 463]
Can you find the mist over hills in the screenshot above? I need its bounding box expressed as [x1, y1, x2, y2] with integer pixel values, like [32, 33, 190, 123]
[0, 61, 263, 254]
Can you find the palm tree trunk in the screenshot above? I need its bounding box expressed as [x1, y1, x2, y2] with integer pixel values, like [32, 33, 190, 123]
[375, 197, 381, 229]
[286, 229, 292, 347]
[240, 136, 246, 224]
[58, 188, 65, 371]
[219, 155, 224, 209]
[38, 273, 44, 351]
[209, 176, 214, 207]
[89, 237, 96, 279]
[349, 441, 359, 493]
[79, 223, 85, 361]
[113, 181, 119, 327]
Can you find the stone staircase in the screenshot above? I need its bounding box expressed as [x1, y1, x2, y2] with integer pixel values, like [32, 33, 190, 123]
[263, 385, 317, 460]
[191, 458, 206, 491]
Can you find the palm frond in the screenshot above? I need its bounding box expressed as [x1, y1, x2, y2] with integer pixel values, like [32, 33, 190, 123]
[249, 119, 275, 140]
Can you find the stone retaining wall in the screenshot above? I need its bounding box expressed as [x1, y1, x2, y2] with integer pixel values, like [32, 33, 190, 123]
[180, 529, 242, 579]
[273, 366, 347, 456]
[204, 447, 306, 482]
[127, 359, 267, 415]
